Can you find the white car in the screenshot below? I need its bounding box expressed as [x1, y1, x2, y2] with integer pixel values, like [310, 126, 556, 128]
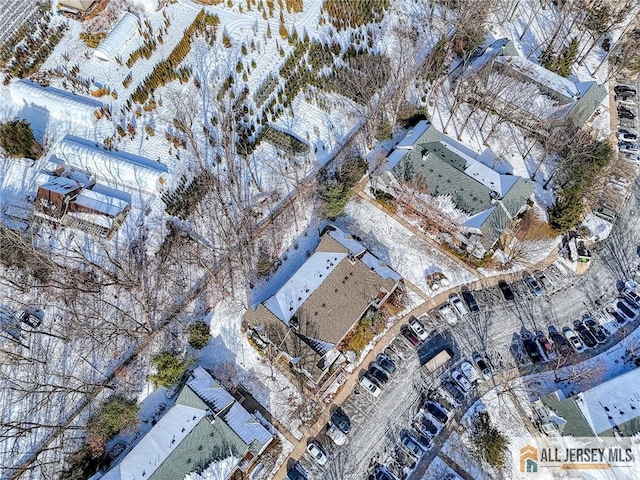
[438, 304, 458, 325]
[306, 441, 327, 465]
[409, 317, 429, 341]
[459, 360, 479, 383]
[562, 327, 585, 353]
[449, 294, 469, 317]
[450, 369, 472, 392]
[359, 375, 381, 397]
[326, 424, 346, 446]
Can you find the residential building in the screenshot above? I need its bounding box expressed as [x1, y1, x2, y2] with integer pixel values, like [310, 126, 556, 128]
[376, 121, 534, 257]
[539, 368, 640, 438]
[245, 225, 401, 388]
[462, 38, 607, 140]
[33, 176, 130, 239]
[99, 367, 273, 480]
[57, 0, 97, 13]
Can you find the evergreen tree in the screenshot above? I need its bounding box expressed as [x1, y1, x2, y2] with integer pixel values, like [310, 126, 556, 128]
[0, 120, 43, 159]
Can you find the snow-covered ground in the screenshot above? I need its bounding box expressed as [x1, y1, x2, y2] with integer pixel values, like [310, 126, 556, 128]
[337, 198, 478, 296]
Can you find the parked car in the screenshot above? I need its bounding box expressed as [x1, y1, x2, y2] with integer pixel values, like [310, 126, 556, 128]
[420, 413, 439, 435]
[472, 352, 492, 379]
[461, 286, 480, 312]
[376, 353, 396, 375]
[615, 85, 637, 95]
[574, 320, 598, 348]
[498, 281, 515, 302]
[306, 442, 327, 466]
[548, 326, 571, 355]
[583, 315, 607, 344]
[331, 407, 351, 434]
[459, 360, 479, 383]
[619, 109, 636, 120]
[442, 380, 465, 403]
[438, 304, 458, 325]
[425, 401, 449, 424]
[16, 311, 41, 328]
[400, 430, 427, 458]
[535, 271, 554, 291]
[619, 143, 639, 154]
[524, 275, 544, 296]
[359, 374, 381, 397]
[326, 423, 347, 445]
[409, 317, 429, 341]
[373, 466, 399, 480]
[562, 327, 585, 353]
[535, 333, 553, 354]
[401, 325, 421, 347]
[448, 294, 469, 317]
[622, 286, 640, 308]
[618, 131, 638, 142]
[616, 298, 638, 322]
[369, 363, 390, 384]
[287, 462, 308, 480]
[605, 304, 628, 325]
[522, 336, 542, 363]
[450, 369, 472, 392]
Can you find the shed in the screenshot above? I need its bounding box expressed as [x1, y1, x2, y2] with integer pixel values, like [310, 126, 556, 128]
[94, 12, 140, 61]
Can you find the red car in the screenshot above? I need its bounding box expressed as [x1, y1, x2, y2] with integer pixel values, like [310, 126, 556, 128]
[401, 325, 420, 347]
[536, 333, 553, 353]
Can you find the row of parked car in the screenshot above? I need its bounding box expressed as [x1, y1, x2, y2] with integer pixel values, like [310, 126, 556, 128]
[615, 84, 639, 161]
[516, 280, 640, 365]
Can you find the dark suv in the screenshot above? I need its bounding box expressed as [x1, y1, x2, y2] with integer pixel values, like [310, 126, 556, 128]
[425, 401, 449, 424]
[461, 286, 480, 312]
[331, 407, 351, 434]
[522, 336, 542, 363]
[498, 281, 515, 302]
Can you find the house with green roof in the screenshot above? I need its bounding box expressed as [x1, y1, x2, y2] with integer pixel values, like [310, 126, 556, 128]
[98, 367, 273, 480]
[463, 38, 607, 140]
[378, 121, 534, 257]
[539, 368, 640, 438]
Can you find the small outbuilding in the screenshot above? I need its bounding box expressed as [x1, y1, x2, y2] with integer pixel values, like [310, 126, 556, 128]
[94, 12, 140, 61]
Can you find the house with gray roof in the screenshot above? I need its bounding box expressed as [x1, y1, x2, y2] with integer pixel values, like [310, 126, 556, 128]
[463, 38, 607, 139]
[245, 225, 401, 388]
[99, 367, 273, 480]
[378, 121, 534, 257]
[539, 368, 640, 438]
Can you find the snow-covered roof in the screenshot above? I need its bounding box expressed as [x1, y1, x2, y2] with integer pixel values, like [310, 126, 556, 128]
[494, 55, 578, 101]
[10, 79, 103, 125]
[385, 149, 408, 170]
[184, 455, 239, 480]
[186, 367, 234, 413]
[55, 135, 168, 194]
[396, 120, 430, 149]
[574, 368, 640, 435]
[360, 252, 401, 282]
[39, 176, 82, 195]
[59, 0, 95, 11]
[101, 404, 208, 480]
[95, 12, 140, 61]
[438, 135, 518, 197]
[326, 227, 366, 256]
[463, 207, 496, 230]
[73, 189, 129, 217]
[263, 252, 347, 324]
[221, 402, 273, 448]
